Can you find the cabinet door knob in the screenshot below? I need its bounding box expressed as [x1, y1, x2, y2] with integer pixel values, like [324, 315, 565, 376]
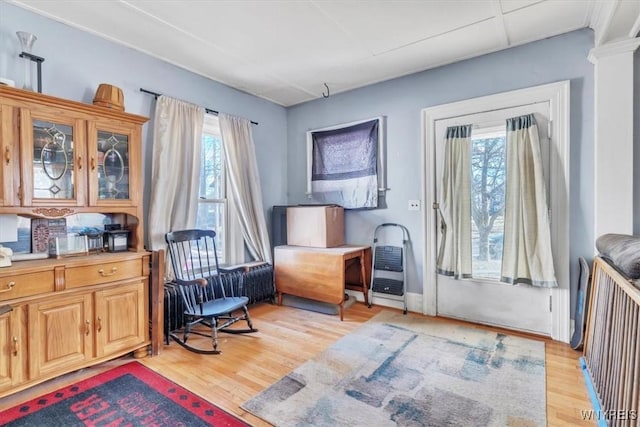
[98, 267, 118, 277]
[77, 156, 82, 170]
[97, 316, 102, 332]
[4, 147, 9, 165]
[85, 320, 91, 336]
[90, 157, 96, 171]
[0, 282, 16, 293]
[12, 336, 18, 356]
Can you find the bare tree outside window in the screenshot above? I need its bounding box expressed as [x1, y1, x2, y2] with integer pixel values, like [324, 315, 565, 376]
[199, 134, 223, 200]
[471, 133, 506, 278]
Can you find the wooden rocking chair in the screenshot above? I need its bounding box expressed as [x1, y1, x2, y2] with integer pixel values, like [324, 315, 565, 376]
[165, 229, 257, 354]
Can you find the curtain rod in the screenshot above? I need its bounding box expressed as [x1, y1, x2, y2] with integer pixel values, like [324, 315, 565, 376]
[139, 88, 258, 125]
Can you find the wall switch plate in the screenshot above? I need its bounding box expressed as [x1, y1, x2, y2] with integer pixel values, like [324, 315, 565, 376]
[408, 200, 420, 211]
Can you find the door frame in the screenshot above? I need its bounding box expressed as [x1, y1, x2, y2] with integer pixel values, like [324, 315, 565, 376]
[421, 81, 571, 342]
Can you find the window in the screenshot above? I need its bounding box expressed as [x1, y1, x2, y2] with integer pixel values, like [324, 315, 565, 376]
[470, 126, 506, 280]
[196, 115, 227, 264]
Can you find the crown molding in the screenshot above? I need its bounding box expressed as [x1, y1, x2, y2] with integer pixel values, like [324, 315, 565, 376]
[588, 37, 640, 64]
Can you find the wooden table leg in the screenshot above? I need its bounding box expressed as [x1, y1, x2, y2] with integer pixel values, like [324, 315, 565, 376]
[360, 250, 369, 306]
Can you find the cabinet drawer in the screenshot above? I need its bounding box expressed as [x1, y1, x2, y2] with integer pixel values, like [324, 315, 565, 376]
[66, 259, 142, 288]
[0, 271, 55, 301]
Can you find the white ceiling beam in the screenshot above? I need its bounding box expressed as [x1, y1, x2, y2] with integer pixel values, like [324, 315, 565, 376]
[590, 0, 619, 46]
[589, 0, 640, 46]
[630, 12, 640, 39]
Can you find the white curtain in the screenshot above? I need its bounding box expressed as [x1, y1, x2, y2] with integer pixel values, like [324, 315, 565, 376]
[226, 191, 244, 265]
[147, 96, 204, 257]
[437, 125, 472, 279]
[219, 113, 272, 263]
[501, 114, 557, 287]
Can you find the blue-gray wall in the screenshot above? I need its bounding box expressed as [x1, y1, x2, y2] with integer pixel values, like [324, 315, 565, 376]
[0, 2, 289, 245]
[287, 29, 595, 314]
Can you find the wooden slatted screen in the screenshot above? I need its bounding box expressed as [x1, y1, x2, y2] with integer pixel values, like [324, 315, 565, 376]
[583, 257, 640, 425]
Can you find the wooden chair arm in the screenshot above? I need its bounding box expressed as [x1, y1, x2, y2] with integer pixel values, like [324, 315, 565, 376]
[175, 278, 208, 309]
[176, 278, 208, 288]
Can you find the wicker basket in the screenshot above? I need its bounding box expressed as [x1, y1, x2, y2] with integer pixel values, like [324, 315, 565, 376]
[93, 83, 124, 111]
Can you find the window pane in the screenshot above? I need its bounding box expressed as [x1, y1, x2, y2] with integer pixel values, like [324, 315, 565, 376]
[471, 134, 506, 280]
[196, 202, 225, 264]
[200, 134, 224, 199]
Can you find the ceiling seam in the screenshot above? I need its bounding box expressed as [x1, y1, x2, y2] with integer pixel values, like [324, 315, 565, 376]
[309, 0, 376, 57]
[491, 0, 510, 47]
[499, 0, 547, 15]
[372, 16, 497, 57]
[118, 0, 231, 58]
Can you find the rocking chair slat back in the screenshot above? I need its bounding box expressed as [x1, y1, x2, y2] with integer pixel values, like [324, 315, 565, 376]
[165, 229, 258, 354]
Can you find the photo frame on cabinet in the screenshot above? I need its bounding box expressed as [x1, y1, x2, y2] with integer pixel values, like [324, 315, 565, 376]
[306, 116, 386, 209]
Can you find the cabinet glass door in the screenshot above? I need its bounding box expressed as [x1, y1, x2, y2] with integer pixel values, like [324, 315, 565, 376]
[33, 121, 75, 199]
[21, 109, 85, 207]
[88, 120, 138, 207]
[97, 131, 129, 200]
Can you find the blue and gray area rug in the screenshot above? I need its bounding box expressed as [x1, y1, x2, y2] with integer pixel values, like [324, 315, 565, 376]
[242, 310, 546, 426]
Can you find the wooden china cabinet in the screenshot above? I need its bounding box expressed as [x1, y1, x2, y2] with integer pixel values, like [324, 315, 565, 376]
[0, 86, 150, 398]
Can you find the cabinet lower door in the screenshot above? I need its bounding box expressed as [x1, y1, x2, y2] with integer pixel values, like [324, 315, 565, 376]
[0, 307, 25, 391]
[29, 293, 93, 379]
[95, 281, 146, 357]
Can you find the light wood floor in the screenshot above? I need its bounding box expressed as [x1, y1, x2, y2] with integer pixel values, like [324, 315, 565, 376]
[0, 302, 594, 426]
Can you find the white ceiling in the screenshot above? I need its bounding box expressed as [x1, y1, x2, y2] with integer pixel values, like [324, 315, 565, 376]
[10, 0, 640, 107]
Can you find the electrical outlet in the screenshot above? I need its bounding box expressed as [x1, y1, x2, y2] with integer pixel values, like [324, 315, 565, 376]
[408, 200, 420, 211]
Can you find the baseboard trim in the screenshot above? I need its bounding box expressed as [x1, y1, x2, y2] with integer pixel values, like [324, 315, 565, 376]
[345, 290, 423, 313]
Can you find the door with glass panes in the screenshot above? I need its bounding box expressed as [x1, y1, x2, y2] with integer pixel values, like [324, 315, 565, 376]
[434, 102, 552, 335]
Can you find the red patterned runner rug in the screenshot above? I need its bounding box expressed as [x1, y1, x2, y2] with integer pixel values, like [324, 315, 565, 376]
[0, 361, 249, 426]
